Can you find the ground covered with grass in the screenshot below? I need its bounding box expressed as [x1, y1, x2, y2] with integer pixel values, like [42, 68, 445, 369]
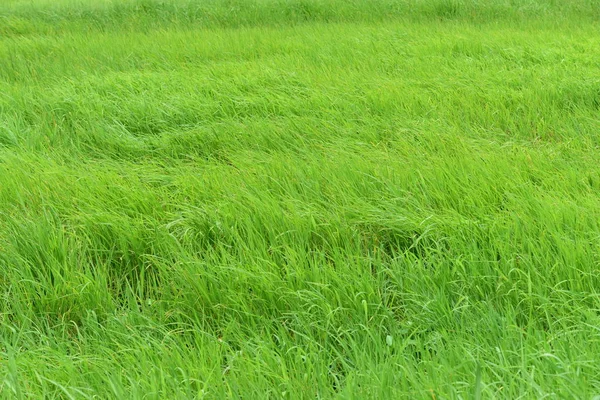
[1, 0, 600, 398]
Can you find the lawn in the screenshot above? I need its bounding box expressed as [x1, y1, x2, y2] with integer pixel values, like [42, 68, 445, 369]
[1, 0, 600, 398]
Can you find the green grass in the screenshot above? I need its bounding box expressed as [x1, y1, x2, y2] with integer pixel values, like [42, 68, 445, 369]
[1, 0, 600, 398]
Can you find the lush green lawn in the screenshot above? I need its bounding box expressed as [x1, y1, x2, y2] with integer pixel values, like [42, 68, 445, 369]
[1, 0, 600, 398]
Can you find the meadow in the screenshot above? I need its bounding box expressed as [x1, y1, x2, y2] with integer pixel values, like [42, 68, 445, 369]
[1, 0, 600, 398]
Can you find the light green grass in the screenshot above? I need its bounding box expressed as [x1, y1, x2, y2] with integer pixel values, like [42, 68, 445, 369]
[1, 0, 600, 398]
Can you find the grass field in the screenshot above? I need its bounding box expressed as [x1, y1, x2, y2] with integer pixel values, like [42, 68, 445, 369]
[2, 0, 600, 398]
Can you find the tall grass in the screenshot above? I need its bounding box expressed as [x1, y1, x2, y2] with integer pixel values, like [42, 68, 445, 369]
[1, 0, 600, 398]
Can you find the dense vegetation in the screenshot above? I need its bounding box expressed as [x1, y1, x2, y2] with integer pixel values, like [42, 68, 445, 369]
[1, 0, 600, 398]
